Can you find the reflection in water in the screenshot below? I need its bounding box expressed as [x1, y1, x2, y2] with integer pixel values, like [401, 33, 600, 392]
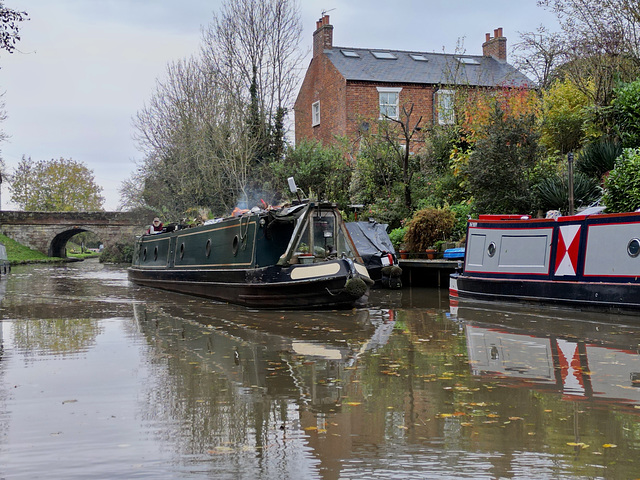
[132, 300, 398, 477]
[1, 261, 640, 478]
[456, 305, 640, 408]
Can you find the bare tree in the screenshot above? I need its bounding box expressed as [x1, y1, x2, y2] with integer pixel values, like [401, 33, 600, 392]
[127, 0, 304, 218]
[0, 2, 28, 54]
[381, 103, 424, 209]
[512, 26, 565, 90]
[201, 0, 304, 158]
[536, 0, 640, 105]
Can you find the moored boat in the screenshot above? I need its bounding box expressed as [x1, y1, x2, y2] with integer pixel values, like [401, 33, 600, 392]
[129, 201, 373, 309]
[449, 211, 640, 314]
[346, 221, 402, 288]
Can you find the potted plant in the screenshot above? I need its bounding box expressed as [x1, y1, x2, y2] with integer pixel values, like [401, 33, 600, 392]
[296, 242, 315, 264]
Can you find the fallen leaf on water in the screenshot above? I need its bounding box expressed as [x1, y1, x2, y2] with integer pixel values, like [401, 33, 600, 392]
[207, 446, 235, 455]
[567, 442, 589, 449]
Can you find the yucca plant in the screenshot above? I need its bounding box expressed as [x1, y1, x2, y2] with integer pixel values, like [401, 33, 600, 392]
[576, 138, 622, 180]
[536, 171, 601, 214]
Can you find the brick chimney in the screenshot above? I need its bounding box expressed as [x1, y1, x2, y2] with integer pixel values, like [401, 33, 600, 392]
[482, 27, 507, 62]
[313, 14, 333, 58]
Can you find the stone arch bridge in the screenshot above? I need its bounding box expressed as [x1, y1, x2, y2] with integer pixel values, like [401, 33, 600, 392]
[0, 211, 148, 257]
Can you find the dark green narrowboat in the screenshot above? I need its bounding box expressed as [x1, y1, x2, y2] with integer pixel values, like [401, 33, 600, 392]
[128, 201, 373, 309]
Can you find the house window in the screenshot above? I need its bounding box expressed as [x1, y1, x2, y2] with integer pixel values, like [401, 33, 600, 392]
[312, 101, 320, 126]
[377, 87, 402, 120]
[437, 89, 455, 125]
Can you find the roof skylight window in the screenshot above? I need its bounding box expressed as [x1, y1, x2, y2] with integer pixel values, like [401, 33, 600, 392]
[409, 54, 428, 61]
[457, 57, 481, 65]
[341, 50, 360, 58]
[371, 51, 397, 60]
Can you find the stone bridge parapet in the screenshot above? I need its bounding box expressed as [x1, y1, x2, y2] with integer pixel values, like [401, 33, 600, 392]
[0, 211, 148, 257]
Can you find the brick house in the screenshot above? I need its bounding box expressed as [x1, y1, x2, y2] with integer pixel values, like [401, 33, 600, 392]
[294, 15, 532, 148]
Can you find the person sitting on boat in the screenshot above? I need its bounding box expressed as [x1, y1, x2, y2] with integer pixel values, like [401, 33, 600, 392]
[146, 217, 164, 234]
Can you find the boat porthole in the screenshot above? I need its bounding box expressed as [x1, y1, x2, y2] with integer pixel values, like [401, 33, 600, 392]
[180, 243, 185, 259]
[205, 239, 212, 258]
[628, 238, 640, 257]
[143, 248, 147, 261]
[487, 242, 496, 257]
[232, 235, 239, 256]
[154, 246, 158, 261]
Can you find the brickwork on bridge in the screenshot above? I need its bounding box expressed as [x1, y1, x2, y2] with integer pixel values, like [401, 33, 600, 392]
[0, 211, 148, 257]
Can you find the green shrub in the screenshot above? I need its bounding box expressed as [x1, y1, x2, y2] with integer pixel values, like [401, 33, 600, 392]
[602, 148, 640, 213]
[612, 80, 640, 148]
[388, 226, 407, 251]
[99, 241, 135, 264]
[449, 202, 472, 240]
[366, 197, 409, 230]
[404, 207, 455, 252]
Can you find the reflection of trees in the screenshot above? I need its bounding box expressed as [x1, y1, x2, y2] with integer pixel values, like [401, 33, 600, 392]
[134, 303, 356, 477]
[11, 318, 102, 355]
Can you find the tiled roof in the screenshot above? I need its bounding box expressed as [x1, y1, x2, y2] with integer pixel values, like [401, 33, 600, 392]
[325, 46, 533, 88]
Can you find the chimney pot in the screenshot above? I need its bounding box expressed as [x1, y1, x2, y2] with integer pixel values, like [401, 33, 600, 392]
[483, 27, 507, 61]
[313, 15, 334, 58]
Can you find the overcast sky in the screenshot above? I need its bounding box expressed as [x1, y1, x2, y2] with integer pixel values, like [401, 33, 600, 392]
[0, 0, 559, 211]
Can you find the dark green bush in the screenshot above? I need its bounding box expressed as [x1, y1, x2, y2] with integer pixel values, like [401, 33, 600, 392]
[602, 148, 640, 213]
[576, 138, 622, 180]
[404, 207, 455, 252]
[535, 171, 601, 214]
[99, 241, 135, 264]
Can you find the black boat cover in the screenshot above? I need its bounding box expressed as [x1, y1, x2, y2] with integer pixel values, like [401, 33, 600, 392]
[346, 221, 396, 257]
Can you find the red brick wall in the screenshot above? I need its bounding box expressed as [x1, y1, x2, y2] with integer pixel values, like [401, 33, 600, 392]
[345, 82, 436, 141]
[294, 55, 347, 145]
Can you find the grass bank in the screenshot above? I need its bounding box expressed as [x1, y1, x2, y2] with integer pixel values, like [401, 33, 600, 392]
[0, 234, 68, 264]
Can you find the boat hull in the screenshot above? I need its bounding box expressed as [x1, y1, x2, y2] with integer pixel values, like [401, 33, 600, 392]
[450, 273, 640, 312]
[450, 211, 640, 314]
[129, 262, 367, 309]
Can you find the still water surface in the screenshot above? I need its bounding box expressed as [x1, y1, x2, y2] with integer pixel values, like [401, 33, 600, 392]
[1, 260, 640, 479]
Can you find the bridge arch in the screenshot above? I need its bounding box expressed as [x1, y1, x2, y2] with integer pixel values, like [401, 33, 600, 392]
[48, 227, 100, 257]
[0, 211, 147, 257]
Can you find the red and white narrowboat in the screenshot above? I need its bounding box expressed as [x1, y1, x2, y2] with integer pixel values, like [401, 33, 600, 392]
[450, 211, 640, 313]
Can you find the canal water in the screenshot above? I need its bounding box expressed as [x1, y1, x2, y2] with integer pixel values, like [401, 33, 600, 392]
[1, 259, 640, 479]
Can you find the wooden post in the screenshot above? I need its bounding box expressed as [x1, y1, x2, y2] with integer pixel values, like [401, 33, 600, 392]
[568, 152, 575, 215]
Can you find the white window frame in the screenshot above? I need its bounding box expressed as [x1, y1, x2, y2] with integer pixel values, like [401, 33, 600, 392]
[437, 89, 455, 125]
[377, 87, 402, 120]
[312, 101, 320, 126]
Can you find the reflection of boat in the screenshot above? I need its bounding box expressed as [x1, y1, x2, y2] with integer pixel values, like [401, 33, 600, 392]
[133, 302, 395, 410]
[346, 221, 402, 288]
[450, 212, 640, 314]
[455, 305, 640, 408]
[129, 201, 372, 309]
